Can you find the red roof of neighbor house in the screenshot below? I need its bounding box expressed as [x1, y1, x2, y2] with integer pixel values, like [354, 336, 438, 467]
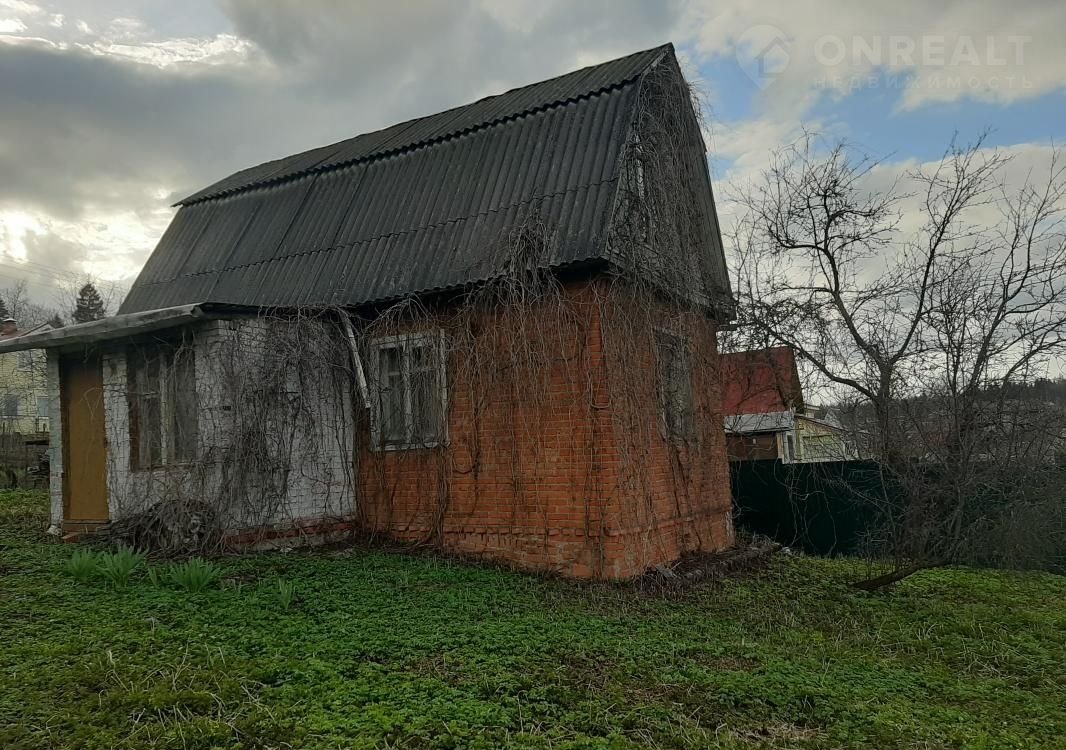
[720, 346, 804, 415]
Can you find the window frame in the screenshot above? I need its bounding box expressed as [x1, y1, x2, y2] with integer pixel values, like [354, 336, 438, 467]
[127, 343, 199, 471]
[16, 350, 35, 372]
[783, 431, 797, 463]
[368, 330, 448, 451]
[654, 328, 694, 441]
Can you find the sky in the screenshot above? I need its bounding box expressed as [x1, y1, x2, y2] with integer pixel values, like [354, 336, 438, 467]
[0, 0, 1063, 315]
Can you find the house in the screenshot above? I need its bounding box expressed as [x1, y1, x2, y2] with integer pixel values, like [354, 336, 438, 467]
[722, 347, 854, 462]
[0, 45, 737, 579]
[893, 396, 1066, 467]
[0, 318, 54, 436]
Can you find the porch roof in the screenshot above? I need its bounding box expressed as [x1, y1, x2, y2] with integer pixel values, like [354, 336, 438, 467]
[0, 303, 254, 354]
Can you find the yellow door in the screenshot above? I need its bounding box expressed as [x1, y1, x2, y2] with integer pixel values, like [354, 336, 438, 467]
[61, 356, 108, 528]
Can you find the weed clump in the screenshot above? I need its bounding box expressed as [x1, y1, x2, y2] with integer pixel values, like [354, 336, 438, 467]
[167, 558, 223, 592]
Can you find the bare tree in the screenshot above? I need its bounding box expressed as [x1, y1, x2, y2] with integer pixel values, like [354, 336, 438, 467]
[730, 133, 1066, 586]
[0, 280, 65, 329]
[55, 276, 123, 324]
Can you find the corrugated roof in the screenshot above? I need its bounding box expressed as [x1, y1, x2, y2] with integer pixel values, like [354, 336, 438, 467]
[724, 411, 795, 434]
[177, 45, 668, 205]
[0, 304, 257, 353]
[121, 44, 730, 315]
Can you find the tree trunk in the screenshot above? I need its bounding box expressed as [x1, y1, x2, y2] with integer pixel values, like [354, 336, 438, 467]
[850, 561, 943, 591]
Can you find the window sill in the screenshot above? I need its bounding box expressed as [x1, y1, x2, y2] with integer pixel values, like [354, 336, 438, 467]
[371, 440, 447, 453]
[130, 460, 200, 473]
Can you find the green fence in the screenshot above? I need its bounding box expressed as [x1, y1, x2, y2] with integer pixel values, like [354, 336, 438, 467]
[730, 459, 889, 556]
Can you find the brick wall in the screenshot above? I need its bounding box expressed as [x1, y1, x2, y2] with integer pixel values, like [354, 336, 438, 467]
[357, 278, 734, 579]
[46, 286, 733, 578]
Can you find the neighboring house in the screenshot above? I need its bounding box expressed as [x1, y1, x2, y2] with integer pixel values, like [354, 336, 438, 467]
[721, 347, 854, 463]
[902, 397, 1066, 466]
[0, 45, 737, 579]
[0, 318, 54, 436]
[724, 409, 855, 463]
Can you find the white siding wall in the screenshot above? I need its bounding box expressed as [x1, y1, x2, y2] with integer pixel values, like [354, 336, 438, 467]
[51, 317, 356, 533]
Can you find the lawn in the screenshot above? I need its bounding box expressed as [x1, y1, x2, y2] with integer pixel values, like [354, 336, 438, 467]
[2, 489, 1064, 749]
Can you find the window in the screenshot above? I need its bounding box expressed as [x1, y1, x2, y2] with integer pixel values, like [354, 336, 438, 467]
[655, 330, 693, 439]
[369, 332, 446, 449]
[783, 431, 797, 463]
[0, 394, 18, 418]
[17, 351, 34, 371]
[128, 344, 198, 469]
[36, 396, 49, 418]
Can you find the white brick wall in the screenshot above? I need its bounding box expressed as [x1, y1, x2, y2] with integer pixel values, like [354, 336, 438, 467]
[46, 351, 63, 533]
[51, 316, 356, 534]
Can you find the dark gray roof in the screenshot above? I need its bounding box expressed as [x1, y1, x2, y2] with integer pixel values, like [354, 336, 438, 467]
[121, 44, 728, 315]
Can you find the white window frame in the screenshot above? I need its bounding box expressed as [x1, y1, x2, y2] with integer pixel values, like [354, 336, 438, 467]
[368, 330, 448, 451]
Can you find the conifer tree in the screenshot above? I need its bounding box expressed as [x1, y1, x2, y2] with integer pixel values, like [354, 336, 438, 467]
[72, 283, 106, 323]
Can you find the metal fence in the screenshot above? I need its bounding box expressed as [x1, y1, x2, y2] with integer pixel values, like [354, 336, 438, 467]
[730, 459, 886, 556]
[0, 432, 50, 488]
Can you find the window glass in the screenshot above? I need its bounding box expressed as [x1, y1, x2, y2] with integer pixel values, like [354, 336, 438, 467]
[371, 333, 446, 449]
[128, 343, 197, 469]
[1, 394, 18, 417]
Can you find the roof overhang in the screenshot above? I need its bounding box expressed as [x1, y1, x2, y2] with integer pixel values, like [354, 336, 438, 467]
[0, 303, 257, 354]
[793, 413, 846, 432]
[724, 412, 794, 434]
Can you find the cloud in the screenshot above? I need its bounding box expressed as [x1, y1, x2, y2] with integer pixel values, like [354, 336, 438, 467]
[219, 0, 682, 118]
[682, 0, 1065, 113]
[0, 0, 1060, 313]
[0, 0, 683, 304]
[84, 33, 255, 69]
[678, 0, 1065, 229]
[0, 0, 42, 15]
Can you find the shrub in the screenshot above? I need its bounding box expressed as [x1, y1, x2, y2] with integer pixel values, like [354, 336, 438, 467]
[98, 547, 145, 588]
[63, 548, 101, 583]
[167, 558, 223, 593]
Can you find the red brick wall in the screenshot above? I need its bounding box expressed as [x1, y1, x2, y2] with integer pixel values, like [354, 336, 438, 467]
[596, 281, 734, 578]
[356, 278, 733, 578]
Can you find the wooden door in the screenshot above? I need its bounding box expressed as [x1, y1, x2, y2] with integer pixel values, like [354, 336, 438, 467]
[61, 356, 108, 527]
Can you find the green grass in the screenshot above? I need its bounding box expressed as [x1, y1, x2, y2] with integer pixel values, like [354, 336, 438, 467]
[2, 490, 1064, 749]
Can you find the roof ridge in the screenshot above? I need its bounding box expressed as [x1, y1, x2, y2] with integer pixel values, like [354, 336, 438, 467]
[178, 44, 671, 206]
